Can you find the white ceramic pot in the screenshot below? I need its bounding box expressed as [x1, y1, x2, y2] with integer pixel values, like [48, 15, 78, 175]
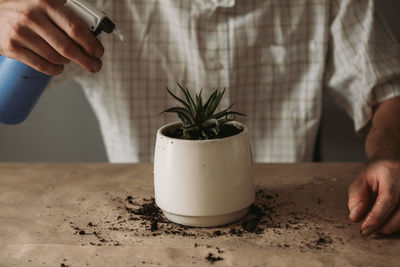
[154, 121, 255, 227]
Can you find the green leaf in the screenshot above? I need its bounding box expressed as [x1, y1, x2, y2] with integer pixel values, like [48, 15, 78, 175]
[177, 83, 196, 117]
[161, 106, 194, 119]
[165, 86, 193, 113]
[182, 124, 199, 131]
[212, 103, 233, 119]
[213, 109, 246, 120]
[227, 111, 246, 116]
[160, 107, 193, 124]
[178, 114, 190, 126]
[195, 89, 204, 122]
[211, 127, 219, 136]
[217, 117, 234, 125]
[203, 90, 219, 117]
[206, 88, 226, 117]
[202, 118, 218, 128]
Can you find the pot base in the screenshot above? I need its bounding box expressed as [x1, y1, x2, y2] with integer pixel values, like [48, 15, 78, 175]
[162, 208, 249, 227]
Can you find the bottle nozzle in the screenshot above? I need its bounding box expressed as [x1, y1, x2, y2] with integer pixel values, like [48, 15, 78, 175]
[99, 17, 115, 33]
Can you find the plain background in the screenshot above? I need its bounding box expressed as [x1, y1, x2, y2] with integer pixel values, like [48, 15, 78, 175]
[0, 0, 399, 163]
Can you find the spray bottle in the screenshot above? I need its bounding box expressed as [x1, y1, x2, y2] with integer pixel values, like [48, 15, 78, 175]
[0, 0, 115, 124]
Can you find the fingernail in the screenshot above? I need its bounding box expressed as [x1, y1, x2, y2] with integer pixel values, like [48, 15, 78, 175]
[361, 226, 374, 236]
[96, 47, 104, 58]
[92, 62, 102, 72]
[349, 203, 360, 219]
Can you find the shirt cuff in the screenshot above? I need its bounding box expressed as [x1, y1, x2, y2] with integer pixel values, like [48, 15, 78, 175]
[355, 77, 400, 134]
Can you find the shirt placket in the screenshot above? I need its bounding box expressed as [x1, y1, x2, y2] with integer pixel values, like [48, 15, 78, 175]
[200, 5, 234, 109]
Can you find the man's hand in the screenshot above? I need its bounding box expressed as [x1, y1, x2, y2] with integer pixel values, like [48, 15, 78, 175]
[348, 96, 400, 236]
[0, 0, 104, 75]
[348, 160, 400, 236]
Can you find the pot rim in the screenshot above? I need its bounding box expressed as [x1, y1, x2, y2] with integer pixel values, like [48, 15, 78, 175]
[157, 121, 248, 143]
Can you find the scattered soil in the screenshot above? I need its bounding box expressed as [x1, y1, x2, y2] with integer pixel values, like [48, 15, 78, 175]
[164, 123, 242, 140]
[205, 253, 223, 263]
[305, 235, 334, 250]
[66, 187, 349, 253]
[240, 204, 265, 234]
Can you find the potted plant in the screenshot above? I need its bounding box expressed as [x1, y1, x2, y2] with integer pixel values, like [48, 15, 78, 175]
[154, 84, 255, 227]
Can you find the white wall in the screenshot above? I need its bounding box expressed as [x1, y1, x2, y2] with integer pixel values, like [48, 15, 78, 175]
[0, 80, 107, 162]
[0, 1, 398, 162]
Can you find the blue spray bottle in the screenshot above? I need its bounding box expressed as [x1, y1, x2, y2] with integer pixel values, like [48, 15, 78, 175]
[0, 0, 115, 124]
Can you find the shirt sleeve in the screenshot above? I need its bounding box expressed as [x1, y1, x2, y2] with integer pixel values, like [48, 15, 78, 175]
[325, 0, 400, 133]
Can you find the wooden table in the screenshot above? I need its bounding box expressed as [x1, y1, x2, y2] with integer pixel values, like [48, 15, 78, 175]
[0, 163, 398, 266]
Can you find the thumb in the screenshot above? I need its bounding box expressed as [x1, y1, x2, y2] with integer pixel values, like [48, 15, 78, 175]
[348, 177, 371, 222]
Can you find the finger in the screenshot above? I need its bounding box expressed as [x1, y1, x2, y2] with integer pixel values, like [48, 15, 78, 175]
[348, 177, 371, 222]
[44, 0, 104, 58]
[360, 181, 400, 236]
[16, 27, 70, 65]
[8, 46, 64, 76]
[26, 8, 101, 72]
[379, 205, 400, 235]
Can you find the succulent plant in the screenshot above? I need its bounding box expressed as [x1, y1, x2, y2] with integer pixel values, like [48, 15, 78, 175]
[161, 83, 245, 140]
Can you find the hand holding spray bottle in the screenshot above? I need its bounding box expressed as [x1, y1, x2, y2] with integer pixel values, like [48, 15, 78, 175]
[0, 0, 115, 124]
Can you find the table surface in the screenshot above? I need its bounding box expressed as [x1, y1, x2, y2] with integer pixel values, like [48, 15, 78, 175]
[0, 163, 399, 266]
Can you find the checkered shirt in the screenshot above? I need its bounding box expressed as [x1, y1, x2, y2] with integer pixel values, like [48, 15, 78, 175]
[55, 0, 400, 163]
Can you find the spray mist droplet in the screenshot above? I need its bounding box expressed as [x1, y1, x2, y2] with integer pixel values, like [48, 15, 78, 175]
[113, 28, 125, 42]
